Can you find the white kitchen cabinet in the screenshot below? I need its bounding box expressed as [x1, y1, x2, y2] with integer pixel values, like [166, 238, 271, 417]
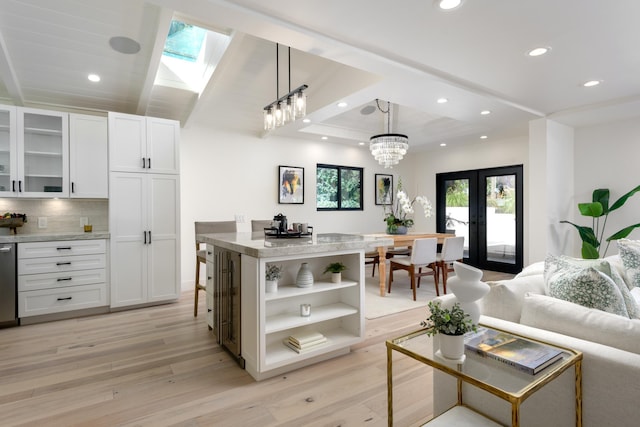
[237, 249, 364, 381]
[1, 107, 69, 197]
[108, 112, 179, 174]
[69, 114, 108, 198]
[0, 105, 16, 196]
[17, 239, 108, 317]
[109, 172, 180, 307]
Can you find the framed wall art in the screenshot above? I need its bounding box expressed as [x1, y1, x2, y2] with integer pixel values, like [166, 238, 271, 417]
[279, 165, 304, 204]
[375, 173, 393, 205]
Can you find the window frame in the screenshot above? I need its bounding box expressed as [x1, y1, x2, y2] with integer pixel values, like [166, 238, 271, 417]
[316, 163, 364, 211]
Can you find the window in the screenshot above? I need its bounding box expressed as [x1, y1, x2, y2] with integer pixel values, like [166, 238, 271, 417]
[316, 164, 363, 210]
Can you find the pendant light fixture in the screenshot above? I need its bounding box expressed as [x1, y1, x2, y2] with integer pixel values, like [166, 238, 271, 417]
[263, 43, 308, 130]
[369, 99, 409, 168]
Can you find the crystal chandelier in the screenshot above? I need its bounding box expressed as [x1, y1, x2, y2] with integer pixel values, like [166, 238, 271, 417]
[369, 100, 409, 168]
[263, 43, 307, 131]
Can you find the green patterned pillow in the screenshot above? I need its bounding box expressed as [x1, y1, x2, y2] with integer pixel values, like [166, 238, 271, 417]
[546, 266, 629, 317]
[617, 239, 640, 288]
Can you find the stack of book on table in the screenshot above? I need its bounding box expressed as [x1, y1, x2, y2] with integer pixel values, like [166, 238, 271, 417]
[464, 327, 564, 375]
[284, 331, 327, 353]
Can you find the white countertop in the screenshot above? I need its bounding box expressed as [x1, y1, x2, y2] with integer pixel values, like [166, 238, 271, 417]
[198, 232, 393, 258]
[0, 231, 110, 244]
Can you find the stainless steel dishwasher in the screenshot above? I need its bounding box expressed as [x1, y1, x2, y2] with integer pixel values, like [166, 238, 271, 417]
[0, 243, 18, 327]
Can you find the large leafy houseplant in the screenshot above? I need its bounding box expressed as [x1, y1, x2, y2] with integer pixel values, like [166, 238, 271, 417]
[561, 186, 640, 259]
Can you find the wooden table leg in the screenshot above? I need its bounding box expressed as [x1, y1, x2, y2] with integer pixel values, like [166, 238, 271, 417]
[378, 246, 387, 296]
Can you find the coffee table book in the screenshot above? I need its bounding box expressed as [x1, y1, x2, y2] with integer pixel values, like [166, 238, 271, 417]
[464, 327, 563, 375]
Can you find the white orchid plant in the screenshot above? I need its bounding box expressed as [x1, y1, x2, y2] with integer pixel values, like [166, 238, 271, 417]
[384, 178, 433, 232]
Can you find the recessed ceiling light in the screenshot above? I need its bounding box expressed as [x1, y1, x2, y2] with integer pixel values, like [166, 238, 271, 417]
[527, 47, 551, 57]
[302, 118, 311, 123]
[440, 143, 447, 147]
[337, 102, 348, 108]
[437, 97, 448, 104]
[438, 0, 463, 10]
[87, 74, 101, 82]
[321, 136, 328, 140]
[480, 110, 491, 115]
[480, 135, 488, 139]
[582, 80, 602, 87]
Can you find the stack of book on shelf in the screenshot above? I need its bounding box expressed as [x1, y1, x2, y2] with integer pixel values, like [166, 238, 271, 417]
[464, 327, 564, 375]
[284, 331, 327, 353]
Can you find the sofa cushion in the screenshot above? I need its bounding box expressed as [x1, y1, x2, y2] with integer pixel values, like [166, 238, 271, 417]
[544, 254, 639, 318]
[479, 275, 545, 323]
[617, 239, 640, 288]
[515, 261, 544, 278]
[520, 293, 640, 354]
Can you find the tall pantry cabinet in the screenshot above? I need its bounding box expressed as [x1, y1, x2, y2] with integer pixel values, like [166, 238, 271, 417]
[108, 112, 181, 308]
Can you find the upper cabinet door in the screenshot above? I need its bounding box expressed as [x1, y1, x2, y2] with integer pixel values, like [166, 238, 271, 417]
[109, 112, 179, 175]
[146, 117, 179, 175]
[17, 108, 69, 198]
[0, 105, 16, 197]
[69, 114, 108, 198]
[108, 112, 146, 173]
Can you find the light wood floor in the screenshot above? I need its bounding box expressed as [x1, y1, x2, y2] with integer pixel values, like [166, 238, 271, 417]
[0, 291, 435, 427]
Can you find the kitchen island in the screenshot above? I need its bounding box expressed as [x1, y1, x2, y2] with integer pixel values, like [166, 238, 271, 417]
[198, 232, 392, 381]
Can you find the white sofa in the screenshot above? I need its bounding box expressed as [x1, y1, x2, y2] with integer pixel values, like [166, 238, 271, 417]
[432, 256, 640, 427]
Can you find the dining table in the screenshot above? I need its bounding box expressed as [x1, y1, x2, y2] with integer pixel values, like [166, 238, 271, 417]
[365, 232, 454, 296]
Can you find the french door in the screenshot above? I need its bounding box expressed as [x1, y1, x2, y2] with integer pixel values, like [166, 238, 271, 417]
[436, 165, 523, 273]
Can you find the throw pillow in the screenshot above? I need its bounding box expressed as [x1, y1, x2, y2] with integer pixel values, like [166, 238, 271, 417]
[520, 293, 640, 354]
[617, 239, 640, 288]
[544, 254, 640, 318]
[546, 265, 629, 317]
[479, 275, 546, 323]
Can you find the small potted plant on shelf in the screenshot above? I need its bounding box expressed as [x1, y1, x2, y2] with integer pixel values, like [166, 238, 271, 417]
[323, 262, 347, 283]
[421, 300, 477, 360]
[265, 264, 283, 293]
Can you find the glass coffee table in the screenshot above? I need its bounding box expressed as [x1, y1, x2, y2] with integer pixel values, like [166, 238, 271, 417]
[386, 325, 583, 426]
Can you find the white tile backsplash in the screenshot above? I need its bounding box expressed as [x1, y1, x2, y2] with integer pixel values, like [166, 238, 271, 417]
[0, 199, 108, 234]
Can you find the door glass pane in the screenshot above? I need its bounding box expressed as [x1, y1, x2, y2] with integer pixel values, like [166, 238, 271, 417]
[23, 112, 63, 193]
[0, 110, 10, 192]
[486, 174, 516, 264]
[444, 179, 469, 258]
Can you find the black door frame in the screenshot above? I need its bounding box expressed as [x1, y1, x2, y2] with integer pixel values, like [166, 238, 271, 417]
[436, 165, 523, 274]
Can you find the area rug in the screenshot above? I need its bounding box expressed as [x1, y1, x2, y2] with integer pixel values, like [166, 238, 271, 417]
[364, 273, 438, 319]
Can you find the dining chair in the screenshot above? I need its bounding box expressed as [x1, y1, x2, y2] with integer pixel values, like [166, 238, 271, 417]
[388, 238, 439, 301]
[251, 219, 273, 231]
[435, 236, 465, 294]
[194, 220, 237, 317]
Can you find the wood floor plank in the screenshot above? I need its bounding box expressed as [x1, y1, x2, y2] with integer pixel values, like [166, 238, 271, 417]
[0, 290, 435, 426]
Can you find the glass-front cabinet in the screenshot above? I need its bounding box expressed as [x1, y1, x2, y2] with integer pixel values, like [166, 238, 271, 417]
[17, 108, 69, 197]
[0, 105, 16, 196]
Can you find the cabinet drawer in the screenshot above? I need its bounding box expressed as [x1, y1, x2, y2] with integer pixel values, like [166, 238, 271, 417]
[19, 254, 106, 275]
[18, 239, 106, 258]
[18, 283, 108, 317]
[18, 268, 106, 291]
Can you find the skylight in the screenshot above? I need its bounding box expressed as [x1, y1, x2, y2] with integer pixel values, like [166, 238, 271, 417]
[163, 20, 206, 62]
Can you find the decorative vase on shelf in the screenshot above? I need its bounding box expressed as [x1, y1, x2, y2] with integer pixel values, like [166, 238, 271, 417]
[296, 262, 314, 288]
[438, 333, 465, 360]
[266, 279, 278, 293]
[387, 225, 408, 235]
[331, 272, 341, 283]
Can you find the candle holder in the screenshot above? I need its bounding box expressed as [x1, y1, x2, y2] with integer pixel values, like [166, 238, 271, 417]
[300, 303, 311, 317]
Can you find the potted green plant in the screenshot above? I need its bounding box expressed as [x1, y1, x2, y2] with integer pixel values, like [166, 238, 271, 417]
[323, 262, 347, 283]
[265, 264, 283, 293]
[421, 300, 477, 359]
[561, 186, 640, 259]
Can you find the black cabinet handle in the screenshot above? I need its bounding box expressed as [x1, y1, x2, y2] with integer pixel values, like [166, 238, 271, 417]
[18, 180, 22, 192]
[71, 182, 75, 193]
[57, 277, 73, 282]
[144, 231, 147, 244]
[56, 247, 72, 250]
[12, 180, 15, 192]
[56, 262, 72, 266]
[147, 158, 151, 169]
[57, 297, 72, 301]
[142, 157, 146, 168]
[148, 230, 152, 244]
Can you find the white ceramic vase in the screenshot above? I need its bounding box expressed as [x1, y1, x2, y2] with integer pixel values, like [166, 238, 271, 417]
[296, 262, 314, 288]
[439, 333, 465, 360]
[266, 279, 278, 293]
[447, 261, 490, 325]
[331, 272, 341, 283]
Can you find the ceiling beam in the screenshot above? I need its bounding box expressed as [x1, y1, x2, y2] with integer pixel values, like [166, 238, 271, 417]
[136, 7, 174, 116]
[0, 30, 24, 106]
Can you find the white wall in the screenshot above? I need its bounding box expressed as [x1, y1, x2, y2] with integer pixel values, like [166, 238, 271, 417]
[573, 117, 640, 257]
[179, 122, 412, 288]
